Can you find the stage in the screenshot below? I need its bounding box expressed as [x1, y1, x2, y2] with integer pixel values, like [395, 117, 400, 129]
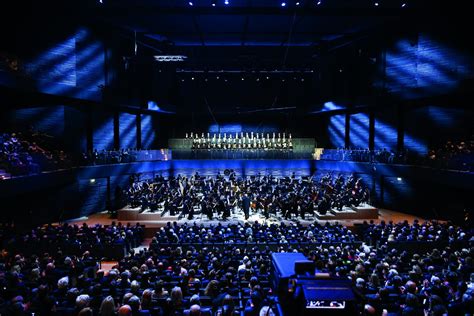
[117, 203, 378, 225]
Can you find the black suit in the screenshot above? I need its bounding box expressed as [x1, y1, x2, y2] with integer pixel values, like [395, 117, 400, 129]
[242, 195, 250, 220]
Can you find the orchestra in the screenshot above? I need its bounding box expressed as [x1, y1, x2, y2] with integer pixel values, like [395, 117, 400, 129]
[125, 171, 369, 221]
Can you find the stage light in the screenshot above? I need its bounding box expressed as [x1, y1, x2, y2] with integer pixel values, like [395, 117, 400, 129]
[282, 78, 285, 82]
[317, 0, 321, 5]
[281, 2, 286, 7]
[191, 77, 195, 80]
[241, 77, 245, 81]
[211, 0, 216, 6]
[256, 78, 260, 82]
[401, 2, 406, 7]
[374, 2, 379, 6]
[154, 55, 187, 62]
[266, 76, 269, 80]
[216, 76, 220, 79]
[397, 177, 402, 181]
[181, 79, 185, 82]
[204, 78, 208, 82]
[225, 0, 229, 4]
[296, 1, 300, 5]
[301, 78, 304, 81]
[188, 1, 193, 6]
[90, 179, 96, 184]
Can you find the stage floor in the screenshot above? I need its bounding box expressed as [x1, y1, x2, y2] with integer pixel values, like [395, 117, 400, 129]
[117, 203, 378, 223]
[63, 207, 423, 238]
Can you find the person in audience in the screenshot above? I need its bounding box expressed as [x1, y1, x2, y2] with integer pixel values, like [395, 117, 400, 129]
[99, 296, 117, 316]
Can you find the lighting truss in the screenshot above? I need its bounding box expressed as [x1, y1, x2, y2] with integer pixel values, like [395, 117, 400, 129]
[154, 55, 188, 62]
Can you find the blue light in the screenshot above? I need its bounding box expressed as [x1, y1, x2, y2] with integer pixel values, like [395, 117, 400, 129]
[281, 2, 286, 7]
[323, 101, 345, 111]
[329, 115, 346, 148]
[188, 1, 193, 6]
[224, 0, 229, 4]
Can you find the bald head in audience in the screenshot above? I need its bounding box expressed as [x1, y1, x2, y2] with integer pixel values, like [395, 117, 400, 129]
[190, 304, 201, 316]
[118, 304, 132, 316]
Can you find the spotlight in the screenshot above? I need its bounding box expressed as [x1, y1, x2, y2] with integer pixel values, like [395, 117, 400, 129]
[224, 0, 229, 4]
[191, 77, 195, 80]
[296, 1, 300, 5]
[301, 78, 304, 82]
[282, 78, 285, 82]
[181, 79, 185, 82]
[266, 76, 269, 80]
[401, 2, 406, 7]
[256, 78, 260, 82]
[90, 179, 96, 184]
[281, 2, 286, 7]
[397, 177, 402, 181]
[188, 1, 193, 5]
[204, 78, 208, 82]
[211, 0, 216, 6]
[374, 2, 379, 6]
[241, 77, 245, 81]
[316, 0, 321, 5]
[216, 76, 220, 79]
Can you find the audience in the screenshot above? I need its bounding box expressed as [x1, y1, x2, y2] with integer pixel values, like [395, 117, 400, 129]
[0, 130, 72, 178]
[321, 135, 474, 171]
[0, 219, 472, 315]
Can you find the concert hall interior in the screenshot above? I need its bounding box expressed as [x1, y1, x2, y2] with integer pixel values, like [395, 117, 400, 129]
[1, 1, 473, 315]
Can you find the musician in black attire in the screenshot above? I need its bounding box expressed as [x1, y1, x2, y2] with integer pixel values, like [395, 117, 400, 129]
[201, 199, 212, 220]
[242, 193, 250, 220]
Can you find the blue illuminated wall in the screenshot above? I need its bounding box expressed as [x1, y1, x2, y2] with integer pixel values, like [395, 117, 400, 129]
[405, 106, 473, 152]
[6, 106, 65, 138]
[381, 33, 474, 99]
[350, 113, 370, 148]
[93, 112, 115, 150]
[141, 114, 156, 149]
[119, 113, 137, 149]
[208, 123, 279, 134]
[328, 114, 346, 148]
[74, 28, 106, 100]
[374, 108, 398, 151]
[25, 35, 77, 89]
[20, 28, 105, 100]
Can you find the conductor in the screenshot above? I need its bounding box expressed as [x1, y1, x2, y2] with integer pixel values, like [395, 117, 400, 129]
[242, 193, 250, 220]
